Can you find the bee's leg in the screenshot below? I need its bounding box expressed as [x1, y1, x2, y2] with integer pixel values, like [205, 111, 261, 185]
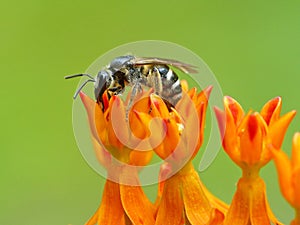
[149, 67, 163, 95]
[126, 80, 142, 120]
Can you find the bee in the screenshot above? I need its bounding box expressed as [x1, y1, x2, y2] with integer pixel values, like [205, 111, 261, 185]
[65, 55, 197, 113]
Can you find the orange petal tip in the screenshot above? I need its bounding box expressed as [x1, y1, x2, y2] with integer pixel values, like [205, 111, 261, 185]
[203, 85, 213, 99]
[260, 96, 282, 125]
[214, 106, 225, 138]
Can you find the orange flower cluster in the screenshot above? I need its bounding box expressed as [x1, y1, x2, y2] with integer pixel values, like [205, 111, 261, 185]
[78, 81, 298, 225]
[215, 96, 296, 225]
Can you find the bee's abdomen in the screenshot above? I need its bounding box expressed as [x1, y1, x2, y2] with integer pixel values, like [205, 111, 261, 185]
[158, 66, 182, 107]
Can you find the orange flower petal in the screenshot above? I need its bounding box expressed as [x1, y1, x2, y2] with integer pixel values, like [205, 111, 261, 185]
[107, 96, 129, 150]
[260, 97, 281, 126]
[176, 91, 195, 120]
[79, 92, 102, 141]
[249, 178, 270, 225]
[131, 111, 160, 152]
[150, 94, 169, 118]
[129, 110, 151, 140]
[93, 180, 126, 225]
[208, 209, 225, 225]
[120, 167, 156, 225]
[130, 92, 151, 115]
[182, 167, 211, 225]
[163, 118, 181, 157]
[183, 102, 203, 158]
[79, 92, 112, 168]
[94, 101, 108, 142]
[292, 133, 300, 171]
[90, 135, 111, 169]
[292, 133, 300, 206]
[271, 146, 294, 204]
[240, 114, 264, 165]
[269, 110, 296, 149]
[102, 91, 110, 111]
[155, 175, 184, 225]
[187, 87, 197, 100]
[180, 80, 189, 93]
[224, 96, 244, 126]
[214, 106, 240, 163]
[129, 149, 153, 166]
[154, 163, 172, 213]
[224, 178, 250, 225]
[293, 168, 300, 207]
[196, 86, 212, 108]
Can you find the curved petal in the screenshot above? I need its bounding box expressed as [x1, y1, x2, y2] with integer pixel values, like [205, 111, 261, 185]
[224, 96, 245, 126]
[107, 96, 128, 150]
[214, 106, 239, 163]
[240, 114, 264, 165]
[129, 92, 151, 115]
[129, 149, 153, 166]
[249, 178, 270, 225]
[154, 163, 172, 212]
[120, 167, 156, 225]
[292, 168, 300, 207]
[269, 110, 296, 149]
[163, 118, 181, 157]
[180, 80, 189, 93]
[208, 209, 225, 225]
[292, 133, 300, 207]
[224, 178, 250, 225]
[90, 135, 111, 169]
[176, 91, 195, 121]
[292, 133, 300, 171]
[79, 92, 112, 168]
[155, 175, 184, 225]
[129, 110, 151, 141]
[196, 86, 212, 108]
[270, 146, 294, 204]
[133, 111, 166, 152]
[79, 92, 103, 142]
[185, 102, 203, 159]
[187, 87, 197, 101]
[150, 94, 169, 118]
[182, 166, 211, 225]
[260, 97, 281, 126]
[96, 180, 126, 225]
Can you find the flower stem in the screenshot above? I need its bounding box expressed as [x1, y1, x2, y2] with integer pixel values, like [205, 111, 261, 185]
[241, 166, 260, 181]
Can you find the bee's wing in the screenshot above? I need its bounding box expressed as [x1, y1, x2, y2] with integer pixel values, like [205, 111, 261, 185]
[132, 57, 198, 74]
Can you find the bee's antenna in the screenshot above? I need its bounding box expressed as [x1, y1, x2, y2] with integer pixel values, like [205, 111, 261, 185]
[65, 74, 96, 99]
[64, 73, 95, 81]
[72, 79, 95, 99]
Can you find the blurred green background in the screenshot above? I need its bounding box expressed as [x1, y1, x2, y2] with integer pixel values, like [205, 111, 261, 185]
[1, 0, 299, 224]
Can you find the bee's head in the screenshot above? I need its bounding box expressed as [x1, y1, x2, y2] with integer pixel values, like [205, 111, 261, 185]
[94, 70, 112, 103]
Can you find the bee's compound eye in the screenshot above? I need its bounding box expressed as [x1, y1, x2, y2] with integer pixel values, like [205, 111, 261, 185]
[94, 70, 110, 100]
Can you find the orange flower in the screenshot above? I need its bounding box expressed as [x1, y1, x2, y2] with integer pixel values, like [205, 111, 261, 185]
[271, 132, 300, 225]
[215, 96, 296, 225]
[80, 91, 155, 225]
[136, 85, 227, 225]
